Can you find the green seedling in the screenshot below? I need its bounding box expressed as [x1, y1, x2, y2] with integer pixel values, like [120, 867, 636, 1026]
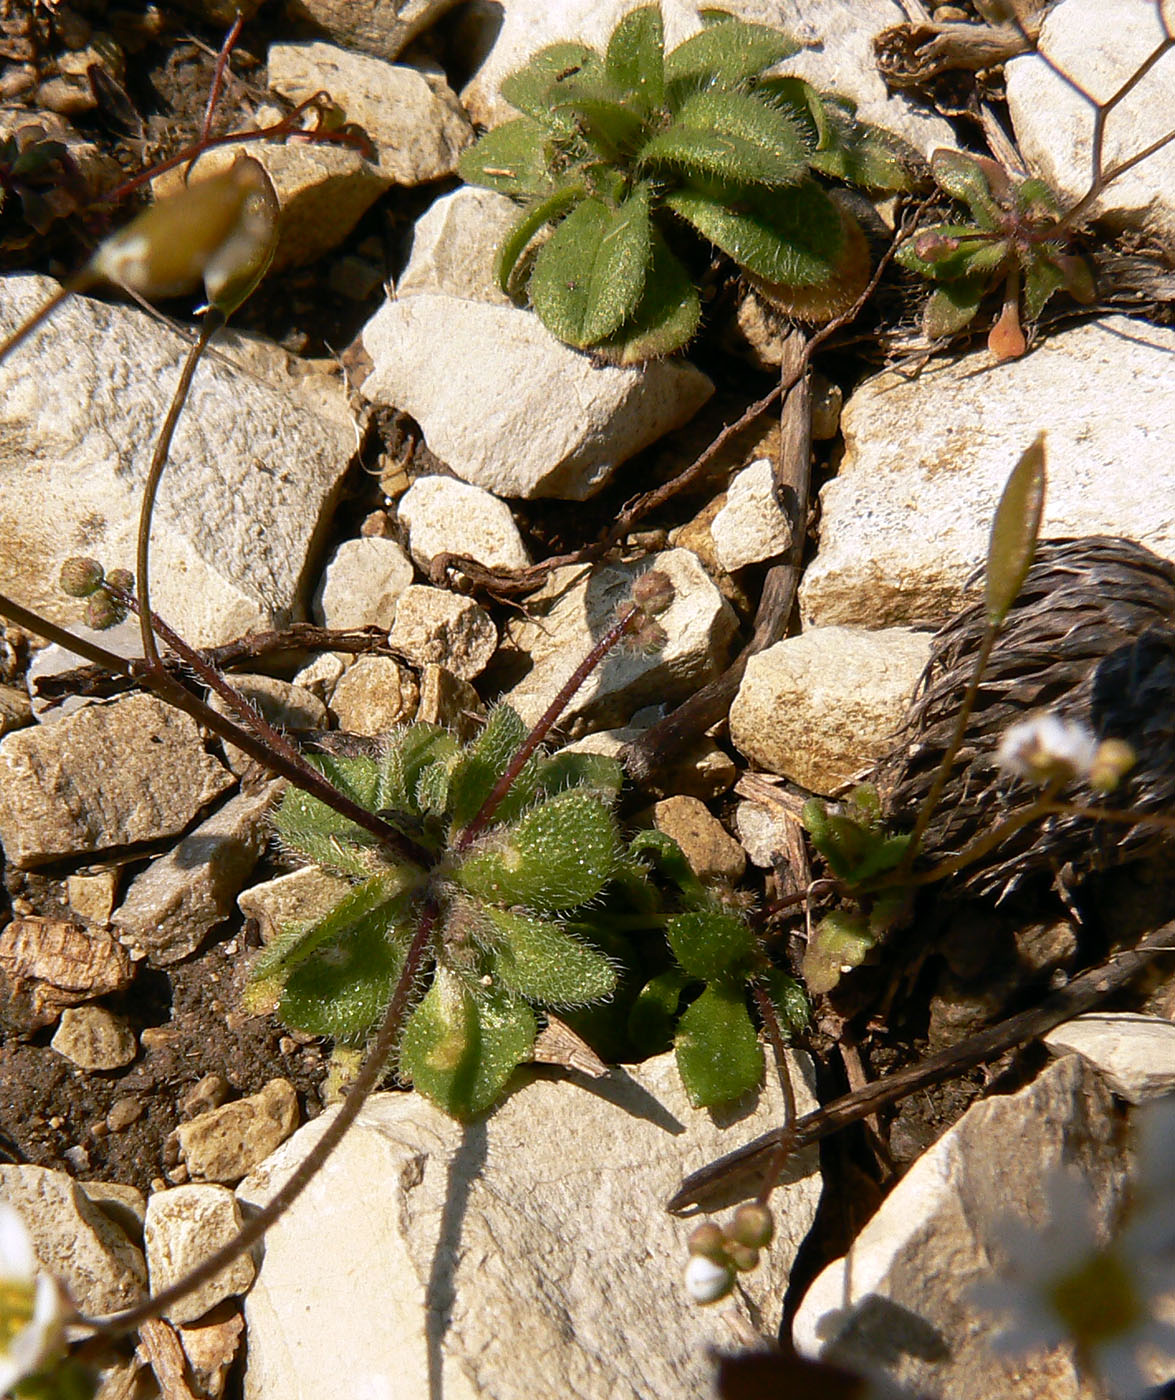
[896, 149, 1095, 357]
[459, 4, 912, 361]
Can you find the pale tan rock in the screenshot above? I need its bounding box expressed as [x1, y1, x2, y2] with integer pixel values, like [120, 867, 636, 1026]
[415, 664, 485, 741]
[0, 681, 30, 736]
[78, 1181, 147, 1241]
[563, 725, 737, 800]
[283, 0, 461, 63]
[239, 1051, 822, 1400]
[66, 869, 120, 926]
[206, 675, 328, 775]
[398, 475, 530, 572]
[268, 43, 472, 185]
[51, 1005, 137, 1070]
[0, 916, 131, 999]
[238, 867, 353, 947]
[506, 550, 737, 733]
[313, 536, 415, 631]
[0, 693, 233, 867]
[177, 1080, 300, 1185]
[731, 626, 932, 795]
[710, 458, 792, 572]
[1044, 1013, 1175, 1105]
[0, 275, 355, 648]
[144, 1184, 256, 1325]
[0, 1164, 147, 1315]
[397, 186, 521, 305]
[653, 796, 746, 884]
[329, 655, 419, 734]
[389, 586, 497, 681]
[114, 783, 282, 967]
[179, 1305, 246, 1400]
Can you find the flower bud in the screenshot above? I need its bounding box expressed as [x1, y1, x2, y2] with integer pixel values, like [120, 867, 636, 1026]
[684, 1252, 734, 1304]
[687, 1222, 727, 1260]
[84, 591, 126, 630]
[58, 557, 104, 598]
[729, 1202, 774, 1249]
[104, 568, 134, 596]
[631, 570, 674, 616]
[723, 1240, 760, 1273]
[1089, 738, 1135, 794]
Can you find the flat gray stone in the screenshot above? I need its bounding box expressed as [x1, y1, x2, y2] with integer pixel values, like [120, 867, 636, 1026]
[731, 626, 931, 794]
[1044, 1013, 1175, 1105]
[1007, 0, 1175, 243]
[799, 317, 1175, 630]
[239, 1051, 822, 1400]
[360, 294, 713, 500]
[0, 692, 233, 868]
[113, 782, 281, 966]
[0, 275, 355, 647]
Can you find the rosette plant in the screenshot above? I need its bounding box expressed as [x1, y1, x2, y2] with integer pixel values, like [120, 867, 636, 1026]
[896, 149, 1095, 358]
[458, 5, 912, 361]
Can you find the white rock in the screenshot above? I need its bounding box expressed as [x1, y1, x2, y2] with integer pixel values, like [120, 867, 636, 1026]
[398, 475, 530, 572]
[144, 1184, 256, 1326]
[397, 186, 521, 304]
[239, 1051, 822, 1400]
[463, 0, 952, 159]
[360, 294, 713, 500]
[313, 536, 415, 630]
[0, 693, 234, 868]
[731, 626, 931, 795]
[267, 43, 472, 185]
[329, 655, 420, 734]
[1007, 0, 1175, 243]
[505, 550, 737, 732]
[290, 651, 347, 699]
[799, 317, 1175, 630]
[0, 275, 355, 646]
[711, 459, 792, 572]
[283, 0, 461, 63]
[1044, 1013, 1175, 1105]
[388, 585, 497, 680]
[0, 1164, 147, 1316]
[237, 866, 353, 946]
[793, 1054, 1127, 1399]
[113, 782, 281, 966]
[177, 1080, 301, 1185]
[563, 724, 737, 799]
[51, 1005, 137, 1070]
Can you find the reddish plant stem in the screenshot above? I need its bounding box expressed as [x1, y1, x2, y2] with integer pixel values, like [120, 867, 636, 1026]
[196, 14, 246, 153]
[455, 604, 642, 850]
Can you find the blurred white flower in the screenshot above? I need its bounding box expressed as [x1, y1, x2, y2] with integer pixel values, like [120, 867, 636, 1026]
[684, 1252, 733, 1305]
[996, 714, 1101, 785]
[0, 1200, 68, 1394]
[972, 1142, 1175, 1399]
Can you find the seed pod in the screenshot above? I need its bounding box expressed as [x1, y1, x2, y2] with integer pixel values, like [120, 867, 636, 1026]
[687, 1222, 726, 1260]
[58, 557, 104, 598]
[729, 1202, 774, 1249]
[104, 568, 134, 596]
[83, 591, 126, 630]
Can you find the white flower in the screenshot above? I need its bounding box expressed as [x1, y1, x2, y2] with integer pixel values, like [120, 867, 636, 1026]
[996, 714, 1101, 785]
[0, 1201, 68, 1394]
[971, 1165, 1175, 1398]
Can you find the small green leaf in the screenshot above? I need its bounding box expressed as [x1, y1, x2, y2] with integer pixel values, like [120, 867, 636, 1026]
[500, 42, 598, 119]
[666, 178, 843, 285]
[399, 968, 536, 1119]
[605, 5, 666, 109]
[591, 227, 700, 362]
[456, 790, 620, 912]
[638, 89, 809, 187]
[922, 280, 985, 340]
[664, 17, 798, 102]
[1015, 177, 1061, 218]
[528, 187, 652, 347]
[483, 907, 617, 1005]
[378, 723, 459, 815]
[985, 433, 1047, 628]
[457, 117, 556, 199]
[1022, 252, 1066, 321]
[806, 98, 914, 191]
[273, 757, 387, 878]
[278, 903, 412, 1041]
[446, 704, 539, 832]
[629, 827, 705, 901]
[536, 749, 625, 801]
[667, 905, 757, 982]
[496, 185, 586, 297]
[550, 90, 648, 160]
[896, 225, 1008, 282]
[801, 910, 875, 995]
[627, 967, 690, 1054]
[929, 149, 1003, 229]
[675, 984, 762, 1107]
[758, 968, 809, 1037]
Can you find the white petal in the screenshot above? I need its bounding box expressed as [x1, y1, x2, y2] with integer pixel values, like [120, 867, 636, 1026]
[0, 1201, 36, 1280]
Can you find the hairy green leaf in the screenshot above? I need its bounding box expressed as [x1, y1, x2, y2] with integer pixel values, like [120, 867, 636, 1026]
[627, 967, 690, 1054]
[496, 185, 586, 297]
[664, 16, 798, 102]
[500, 41, 598, 119]
[605, 5, 665, 109]
[457, 117, 556, 199]
[638, 89, 809, 187]
[801, 910, 875, 995]
[667, 905, 757, 982]
[550, 89, 648, 160]
[929, 149, 1004, 230]
[666, 178, 843, 285]
[446, 704, 539, 832]
[675, 984, 762, 1107]
[528, 187, 652, 346]
[896, 224, 1008, 282]
[629, 827, 705, 901]
[399, 968, 536, 1119]
[922, 279, 986, 339]
[483, 907, 617, 1005]
[535, 749, 625, 801]
[378, 723, 459, 816]
[1022, 252, 1066, 322]
[758, 968, 809, 1038]
[985, 433, 1047, 627]
[273, 756, 387, 878]
[591, 227, 700, 362]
